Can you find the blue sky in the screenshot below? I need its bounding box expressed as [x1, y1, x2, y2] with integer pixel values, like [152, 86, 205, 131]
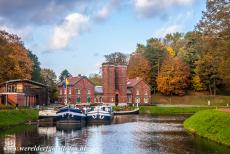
[0, 0, 206, 77]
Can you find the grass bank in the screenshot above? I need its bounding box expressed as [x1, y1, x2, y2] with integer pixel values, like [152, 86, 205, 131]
[151, 95, 230, 106]
[139, 106, 215, 114]
[0, 109, 38, 130]
[184, 109, 230, 146]
[113, 106, 137, 111]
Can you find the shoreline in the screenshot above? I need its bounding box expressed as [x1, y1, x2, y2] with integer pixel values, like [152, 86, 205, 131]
[184, 109, 230, 147]
[0, 109, 39, 130]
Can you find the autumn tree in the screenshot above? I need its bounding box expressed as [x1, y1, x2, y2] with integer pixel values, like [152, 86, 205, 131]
[40, 68, 58, 102]
[156, 57, 190, 95]
[127, 52, 151, 84]
[104, 52, 128, 65]
[0, 30, 32, 83]
[59, 69, 71, 82]
[143, 39, 167, 92]
[194, 0, 230, 92]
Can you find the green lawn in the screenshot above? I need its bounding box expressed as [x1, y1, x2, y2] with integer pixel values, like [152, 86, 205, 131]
[184, 109, 230, 146]
[113, 106, 137, 111]
[0, 109, 39, 130]
[139, 106, 215, 114]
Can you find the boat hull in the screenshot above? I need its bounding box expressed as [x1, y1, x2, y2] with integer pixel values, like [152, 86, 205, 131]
[86, 112, 113, 124]
[56, 107, 86, 125]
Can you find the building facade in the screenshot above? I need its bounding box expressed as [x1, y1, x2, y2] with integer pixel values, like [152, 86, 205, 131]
[58, 64, 151, 105]
[0, 79, 49, 107]
[58, 75, 95, 104]
[127, 78, 151, 104]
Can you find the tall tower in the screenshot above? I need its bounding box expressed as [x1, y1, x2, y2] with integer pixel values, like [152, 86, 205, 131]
[115, 65, 127, 104]
[102, 64, 127, 105]
[102, 64, 115, 103]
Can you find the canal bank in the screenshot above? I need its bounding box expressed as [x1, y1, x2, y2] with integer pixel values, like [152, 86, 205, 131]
[184, 109, 230, 147]
[0, 109, 38, 130]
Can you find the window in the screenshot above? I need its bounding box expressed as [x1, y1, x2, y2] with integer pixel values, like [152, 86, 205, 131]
[76, 97, 81, 104]
[136, 97, 140, 103]
[87, 89, 91, 95]
[136, 89, 140, 95]
[64, 89, 66, 95]
[144, 91, 148, 96]
[87, 97, 91, 103]
[77, 89, 81, 94]
[60, 89, 62, 95]
[111, 98, 114, 102]
[68, 88, 71, 95]
[144, 97, 148, 103]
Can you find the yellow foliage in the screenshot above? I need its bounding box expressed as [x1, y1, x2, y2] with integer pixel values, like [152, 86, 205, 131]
[166, 47, 175, 57]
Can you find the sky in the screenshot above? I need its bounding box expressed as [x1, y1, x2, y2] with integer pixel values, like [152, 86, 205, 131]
[0, 0, 206, 77]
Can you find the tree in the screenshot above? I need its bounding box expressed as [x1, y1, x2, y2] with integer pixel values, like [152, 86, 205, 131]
[0, 30, 32, 83]
[127, 52, 151, 84]
[104, 52, 128, 65]
[88, 74, 102, 86]
[59, 69, 71, 82]
[195, 0, 230, 87]
[195, 0, 229, 38]
[143, 40, 167, 92]
[28, 51, 41, 82]
[40, 68, 58, 102]
[194, 52, 221, 95]
[156, 57, 190, 95]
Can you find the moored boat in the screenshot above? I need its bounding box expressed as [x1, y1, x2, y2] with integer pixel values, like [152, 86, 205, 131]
[56, 105, 86, 125]
[86, 105, 113, 124]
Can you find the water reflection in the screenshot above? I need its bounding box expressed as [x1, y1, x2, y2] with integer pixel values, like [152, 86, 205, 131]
[0, 115, 229, 154]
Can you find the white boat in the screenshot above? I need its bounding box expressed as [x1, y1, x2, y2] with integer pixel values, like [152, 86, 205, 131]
[86, 105, 113, 123]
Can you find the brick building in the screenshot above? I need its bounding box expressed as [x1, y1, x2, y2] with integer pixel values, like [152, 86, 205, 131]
[127, 77, 151, 104]
[58, 75, 95, 104]
[58, 64, 151, 105]
[0, 79, 49, 107]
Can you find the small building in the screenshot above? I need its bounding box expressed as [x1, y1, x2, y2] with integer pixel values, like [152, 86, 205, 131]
[0, 79, 49, 107]
[58, 75, 95, 104]
[127, 77, 151, 104]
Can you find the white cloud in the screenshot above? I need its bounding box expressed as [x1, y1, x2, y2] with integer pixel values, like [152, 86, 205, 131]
[134, 0, 195, 17]
[95, 0, 120, 21]
[49, 13, 89, 49]
[154, 10, 194, 37]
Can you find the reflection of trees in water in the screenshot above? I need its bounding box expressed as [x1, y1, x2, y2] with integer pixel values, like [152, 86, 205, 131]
[56, 125, 89, 148]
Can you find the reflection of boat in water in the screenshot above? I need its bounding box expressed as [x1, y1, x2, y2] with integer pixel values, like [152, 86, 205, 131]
[86, 105, 114, 123]
[56, 105, 86, 125]
[56, 124, 82, 133]
[38, 127, 56, 136]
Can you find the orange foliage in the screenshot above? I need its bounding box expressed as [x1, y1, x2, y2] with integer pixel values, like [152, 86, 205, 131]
[127, 53, 151, 83]
[156, 57, 190, 95]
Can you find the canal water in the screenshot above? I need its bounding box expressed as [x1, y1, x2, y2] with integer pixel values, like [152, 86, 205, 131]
[0, 115, 229, 154]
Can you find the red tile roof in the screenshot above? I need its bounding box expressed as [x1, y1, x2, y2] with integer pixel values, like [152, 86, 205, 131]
[58, 76, 83, 86]
[127, 77, 142, 87]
